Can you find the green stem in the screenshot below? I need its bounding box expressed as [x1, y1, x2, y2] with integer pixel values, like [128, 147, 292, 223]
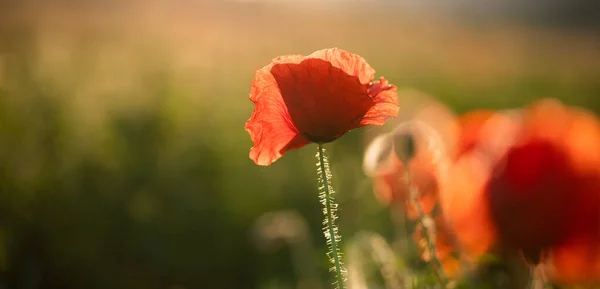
[316, 144, 346, 289]
[533, 264, 556, 289]
[405, 168, 448, 286]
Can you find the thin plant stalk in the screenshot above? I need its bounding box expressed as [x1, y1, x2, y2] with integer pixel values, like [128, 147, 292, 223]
[405, 167, 449, 286]
[347, 231, 404, 289]
[316, 144, 346, 289]
[532, 264, 555, 289]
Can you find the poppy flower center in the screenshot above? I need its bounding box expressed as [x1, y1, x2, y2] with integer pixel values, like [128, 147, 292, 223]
[368, 77, 393, 98]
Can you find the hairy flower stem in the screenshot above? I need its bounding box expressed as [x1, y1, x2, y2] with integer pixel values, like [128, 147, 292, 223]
[316, 144, 346, 289]
[405, 168, 448, 286]
[532, 264, 555, 289]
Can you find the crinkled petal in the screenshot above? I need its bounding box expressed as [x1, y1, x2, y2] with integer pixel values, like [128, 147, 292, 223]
[306, 47, 376, 85]
[245, 55, 311, 166]
[360, 85, 400, 126]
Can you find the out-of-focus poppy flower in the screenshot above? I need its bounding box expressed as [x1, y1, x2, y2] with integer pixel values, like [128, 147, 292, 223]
[363, 92, 462, 279]
[363, 90, 458, 207]
[440, 109, 522, 259]
[441, 99, 600, 286]
[488, 100, 600, 285]
[363, 119, 461, 279]
[245, 48, 399, 166]
[365, 122, 441, 211]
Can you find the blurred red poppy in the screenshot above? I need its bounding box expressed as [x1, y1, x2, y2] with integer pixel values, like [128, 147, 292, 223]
[440, 108, 526, 257]
[368, 124, 440, 212]
[363, 91, 458, 210]
[364, 120, 461, 279]
[441, 99, 600, 286]
[487, 100, 600, 285]
[245, 48, 399, 166]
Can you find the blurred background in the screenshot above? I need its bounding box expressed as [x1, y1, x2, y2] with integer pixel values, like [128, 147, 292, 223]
[0, 0, 599, 288]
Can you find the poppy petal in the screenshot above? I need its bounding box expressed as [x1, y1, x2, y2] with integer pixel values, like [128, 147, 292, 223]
[565, 109, 600, 176]
[548, 176, 600, 285]
[360, 85, 400, 126]
[270, 57, 374, 143]
[245, 55, 311, 166]
[549, 232, 600, 285]
[306, 47, 376, 85]
[440, 154, 497, 258]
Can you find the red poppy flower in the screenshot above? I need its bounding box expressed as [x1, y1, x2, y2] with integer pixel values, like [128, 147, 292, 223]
[487, 100, 600, 285]
[245, 48, 399, 166]
[441, 100, 600, 286]
[440, 109, 523, 258]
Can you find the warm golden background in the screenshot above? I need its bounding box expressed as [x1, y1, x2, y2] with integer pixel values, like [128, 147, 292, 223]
[0, 1, 599, 288]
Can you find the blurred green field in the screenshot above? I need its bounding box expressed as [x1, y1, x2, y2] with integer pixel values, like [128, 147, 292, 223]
[0, 2, 599, 289]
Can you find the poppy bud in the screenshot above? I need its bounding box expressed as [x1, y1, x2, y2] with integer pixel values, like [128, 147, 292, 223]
[392, 130, 416, 163]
